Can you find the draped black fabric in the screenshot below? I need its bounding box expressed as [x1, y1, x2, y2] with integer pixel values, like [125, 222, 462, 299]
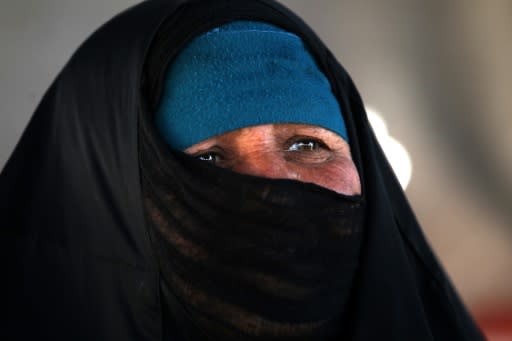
[140, 100, 365, 339]
[1, 0, 484, 340]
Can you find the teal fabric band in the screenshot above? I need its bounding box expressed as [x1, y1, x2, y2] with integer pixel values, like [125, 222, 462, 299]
[155, 21, 347, 150]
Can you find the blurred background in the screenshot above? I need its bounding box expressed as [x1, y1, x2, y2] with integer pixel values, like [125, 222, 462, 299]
[1, 0, 511, 338]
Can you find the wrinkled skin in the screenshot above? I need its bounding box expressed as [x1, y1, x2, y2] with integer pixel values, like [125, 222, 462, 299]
[184, 123, 361, 195]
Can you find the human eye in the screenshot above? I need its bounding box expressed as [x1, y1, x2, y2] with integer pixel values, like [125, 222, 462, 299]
[195, 151, 222, 164]
[287, 140, 321, 152]
[284, 136, 332, 163]
[286, 137, 328, 152]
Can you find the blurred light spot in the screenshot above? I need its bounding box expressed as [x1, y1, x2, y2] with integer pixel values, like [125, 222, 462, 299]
[366, 106, 413, 190]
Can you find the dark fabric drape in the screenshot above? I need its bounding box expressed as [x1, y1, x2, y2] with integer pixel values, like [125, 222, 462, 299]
[1, 0, 483, 340]
[140, 99, 365, 339]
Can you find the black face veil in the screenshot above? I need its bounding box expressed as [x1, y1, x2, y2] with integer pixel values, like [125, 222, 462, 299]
[1, 0, 483, 340]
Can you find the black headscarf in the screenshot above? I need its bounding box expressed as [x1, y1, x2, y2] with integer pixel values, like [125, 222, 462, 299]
[1, 0, 483, 340]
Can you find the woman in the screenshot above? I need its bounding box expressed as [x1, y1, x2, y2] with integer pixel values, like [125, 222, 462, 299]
[1, 0, 483, 340]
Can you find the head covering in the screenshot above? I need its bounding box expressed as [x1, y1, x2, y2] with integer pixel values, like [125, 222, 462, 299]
[1, 1, 483, 340]
[154, 20, 347, 150]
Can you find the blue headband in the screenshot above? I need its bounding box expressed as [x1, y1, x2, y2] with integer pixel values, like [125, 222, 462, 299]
[155, 21, 348, 150]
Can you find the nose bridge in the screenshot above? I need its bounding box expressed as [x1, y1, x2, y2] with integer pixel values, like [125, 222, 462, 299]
[234, 151, 285, 179]
[228, 125, 287, 179]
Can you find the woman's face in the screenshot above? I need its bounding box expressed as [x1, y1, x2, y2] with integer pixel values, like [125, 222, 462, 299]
[184, 123, 361, 195]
